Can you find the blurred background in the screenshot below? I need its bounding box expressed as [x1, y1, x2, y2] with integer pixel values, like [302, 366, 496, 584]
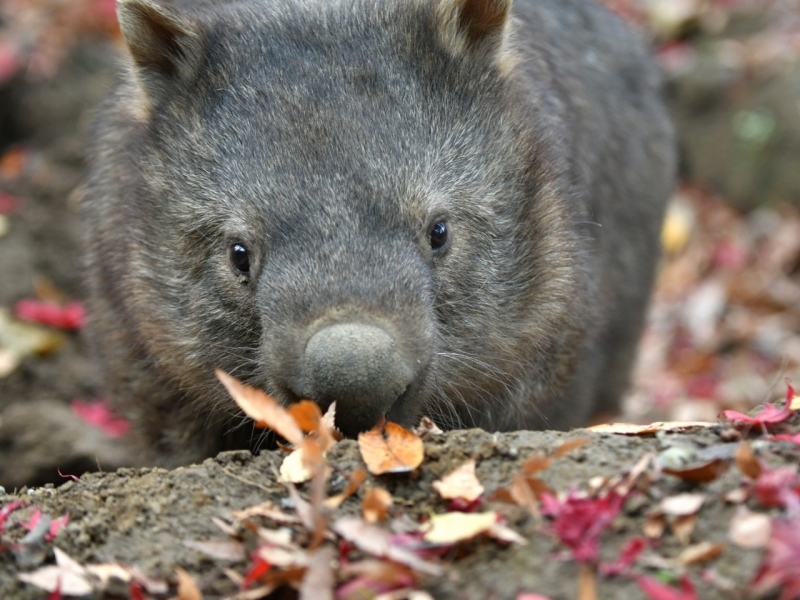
[0, 0, 799, 486]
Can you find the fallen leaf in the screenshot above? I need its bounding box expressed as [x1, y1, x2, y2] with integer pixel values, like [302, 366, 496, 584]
[216, 371, 303, 446]
[586, 421, 713, 435]
[71, 399, 130, 438]
[729, 506, 771, 549]
[637, 575, 697, 600]
[324, 468, 367, 510]
[751, 466, 800, 508]
[175, 567, 203, 600]
[280, 447, 314, 484]
[299, 545, 335, 600]
[599, 537, 647, 576]
[413, 416, 443, 438]
[659, 494, 706, 516]
[232, 502, 301, 526]
[672, 514, 698, 546]
[675, 541, 724, 566]
[488, 522, 528, 545]
[541, 490, 626, 562]
[422, 511, 498, 545]
[734, 442, 762, 479]
[663, 459, 728, 483]
[432, 459, 484, 502]
[184, 540, 246, 562]
[358, 421, 424, 475]
[521, 452, 550, 475]
[84, 564, 132, 586]
[643, 514, 666, 539]
[18, 549, 93, 596]
[14, 299, 85, 331]
[362, 487, 393, 523]
[751, 510, 800, 599]
[723, 403, 793, 428]
[552, 437, 591, 458]
[332, 516, 442, 576]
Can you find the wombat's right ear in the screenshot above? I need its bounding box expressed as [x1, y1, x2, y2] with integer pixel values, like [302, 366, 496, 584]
[434, 0, 513, 59]
[117, 0, 200, 100]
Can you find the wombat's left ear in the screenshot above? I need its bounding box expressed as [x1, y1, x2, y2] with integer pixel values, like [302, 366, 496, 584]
[117, 0, 201, 100]
[434, 0, 512, 57]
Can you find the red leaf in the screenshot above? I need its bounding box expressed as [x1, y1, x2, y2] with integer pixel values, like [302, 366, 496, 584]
[770, 433, 800, 445]
[242, 555, 271, 589]
[637, 575, 697, 600]
[722, 403, 793, 428]
[599, 537, 647, 576]
[14, 300, 85, 331]
[45, 582, 62, 600]
[541, 490, 625, 563]
[71, 399, 131, 437]
[129, 582, 147, 600]
[0, 192, 20, 214]
[752, 467, 800, 509]
[0, 500, 26, 534]
[751, 510, 800, 600]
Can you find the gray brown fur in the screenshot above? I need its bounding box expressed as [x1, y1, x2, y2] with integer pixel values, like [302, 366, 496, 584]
[81, 0, 675, 465]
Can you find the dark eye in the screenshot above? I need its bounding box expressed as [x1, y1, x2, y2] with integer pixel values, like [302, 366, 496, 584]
[429, 220, 448, 250]
[230, 243, 250, 272]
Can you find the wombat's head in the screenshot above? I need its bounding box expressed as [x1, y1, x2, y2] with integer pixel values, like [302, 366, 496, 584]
[109, 0, 583, 438]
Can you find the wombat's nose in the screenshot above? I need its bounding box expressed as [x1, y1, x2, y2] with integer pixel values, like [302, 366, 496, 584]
[303, 322, 412, 438]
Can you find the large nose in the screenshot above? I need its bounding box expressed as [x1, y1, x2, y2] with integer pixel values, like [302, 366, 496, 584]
[302, 322, 413, 437]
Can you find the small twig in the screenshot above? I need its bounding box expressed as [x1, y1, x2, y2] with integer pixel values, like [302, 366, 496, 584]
[215, 463, 273, 493]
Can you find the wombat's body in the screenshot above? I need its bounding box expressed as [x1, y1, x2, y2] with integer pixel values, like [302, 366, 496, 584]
[81, 0, 675, 465]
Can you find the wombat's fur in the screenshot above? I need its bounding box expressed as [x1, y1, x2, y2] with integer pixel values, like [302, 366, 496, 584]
[81, 0, 675, 465]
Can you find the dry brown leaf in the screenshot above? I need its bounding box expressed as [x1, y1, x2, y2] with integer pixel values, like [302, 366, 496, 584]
[586, 421, 714, 435]
[729, 506, 771, 549]
[522, 452, 550, 475]
[671, 514, 698, 546]
[578, 563, 597, 600]
[216, 370, 303, 446]
[324, 468, 367, 510]
[551, 437, 590, 459]
[675, 541, 724, 566]
[663, 458, 729, 483]
[660, 493, 706, 516]
[358, 420, 424, 475]
[288, 400, 322, 432]
[644, 514, 666, 539]
[232, 502, 301, 526]
[362, 487, 393, 523]
[175, 567, 203, 600]
[432, 459, 484, 502]
[413, 416, 444, 438]
[422, 511, 498, 545]
[508, 475, 542, 514]
[257, 546, 309, 568]
[734, 443, 762, 479]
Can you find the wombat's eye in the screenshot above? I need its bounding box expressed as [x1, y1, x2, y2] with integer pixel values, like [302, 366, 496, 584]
[230, 244, 250, 272]
[429, 220, 448, 250]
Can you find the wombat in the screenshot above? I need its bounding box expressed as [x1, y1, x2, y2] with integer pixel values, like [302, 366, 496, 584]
[80, 0, 675, 466]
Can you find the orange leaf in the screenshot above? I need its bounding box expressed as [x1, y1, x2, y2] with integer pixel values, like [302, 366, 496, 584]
[175, 567, 203, 600]
[362, 487, 393, 523]
[734, 442, 762, 479]
[663, 459, 729, 483]
[216, 370, 303, 446]
[358, 421, 424, 475]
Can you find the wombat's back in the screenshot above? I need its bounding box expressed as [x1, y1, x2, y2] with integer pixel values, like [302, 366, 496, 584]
[81, 0, 674, 465]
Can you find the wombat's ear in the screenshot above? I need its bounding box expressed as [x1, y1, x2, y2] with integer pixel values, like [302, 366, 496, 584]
[117, 0, 200, 97]
[434, 0, 513, 57]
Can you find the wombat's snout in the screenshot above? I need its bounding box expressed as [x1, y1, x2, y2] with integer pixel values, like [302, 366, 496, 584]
[301, 322, 413, 438]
